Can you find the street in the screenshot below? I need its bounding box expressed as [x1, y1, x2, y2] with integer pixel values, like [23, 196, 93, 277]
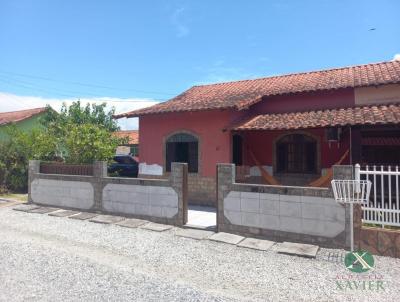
[0, 205, 399, 302]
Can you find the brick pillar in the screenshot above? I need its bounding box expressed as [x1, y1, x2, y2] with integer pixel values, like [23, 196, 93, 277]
[93, 161, 107, 211]
[28, 160, 40, 203]
[332, 165, 359, 250]
[216, 164, 235, 232]
[169, 162, 188, 226]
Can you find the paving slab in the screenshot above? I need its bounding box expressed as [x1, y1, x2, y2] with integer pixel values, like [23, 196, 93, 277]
[48, 210, 80, 217]
[175, 228, 215, 240]
[69, 212, 99, 220]
[237, 238, 275, 251]
[115, 218, 148, 228]
[208, 232, 244, 245]
[13, 204, 40, 212]
[187, 205, 216, 229]
[29, 207, 60, 214]
[277, 242, 319, 258]
[89, 215, 125, 224]
[140, 223, 173, 232]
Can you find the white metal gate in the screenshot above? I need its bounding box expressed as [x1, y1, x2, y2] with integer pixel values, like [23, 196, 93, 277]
[355, 164, 400, 227]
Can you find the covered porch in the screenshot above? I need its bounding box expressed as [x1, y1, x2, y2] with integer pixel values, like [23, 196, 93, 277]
[229, 104, 400, 187]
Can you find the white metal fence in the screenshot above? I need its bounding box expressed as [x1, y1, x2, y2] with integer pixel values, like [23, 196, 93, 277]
[355, 164, 400, 227]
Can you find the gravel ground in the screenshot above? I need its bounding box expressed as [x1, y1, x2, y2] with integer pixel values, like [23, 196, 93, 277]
[0, 206, 399, 302]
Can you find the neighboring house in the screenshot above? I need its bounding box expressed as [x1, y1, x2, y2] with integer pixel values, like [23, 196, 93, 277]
[115, 60, 400, 205]
[0, 107, 49, 141]
[113, 130, 139, 156]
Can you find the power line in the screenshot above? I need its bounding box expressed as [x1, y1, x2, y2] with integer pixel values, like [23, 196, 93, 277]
[0, 75, 166, 102]
[0, 69, 176, 96]
[0, 76, 79, 98]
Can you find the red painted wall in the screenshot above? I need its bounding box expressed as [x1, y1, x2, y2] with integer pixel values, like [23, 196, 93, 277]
[138, 89, 355, 178]
[249, 88, 355, 114]
[139, 110, 235, 177]
[241, 128, 351, 169]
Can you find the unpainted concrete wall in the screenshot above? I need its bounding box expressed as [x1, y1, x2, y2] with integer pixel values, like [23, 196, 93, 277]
[28, 160, 188, 226]
[217, 164, 354, 248]
[224, 191, 345, 238]
[103, 184, 178, 218]
[31, 178, 94, 209]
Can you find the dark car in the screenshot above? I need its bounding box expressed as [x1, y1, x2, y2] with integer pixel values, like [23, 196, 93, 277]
[108, 155, 139, 177]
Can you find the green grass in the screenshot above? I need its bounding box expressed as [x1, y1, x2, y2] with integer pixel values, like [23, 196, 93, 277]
[0, 193, 28, 202]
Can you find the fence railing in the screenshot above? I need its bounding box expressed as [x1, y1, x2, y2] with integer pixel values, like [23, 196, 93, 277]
[356, 164, 400, 227]
[40, 162, 94, 176]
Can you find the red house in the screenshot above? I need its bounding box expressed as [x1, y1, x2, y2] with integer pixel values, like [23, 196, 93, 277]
[116, 60, 400, 206]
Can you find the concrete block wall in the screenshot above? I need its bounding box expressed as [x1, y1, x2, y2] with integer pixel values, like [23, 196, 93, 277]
[31, 178, 94, 209]
[217, 164, 353, 248]
[187, 174, 215, 206]
[28, 161, 188, 226]
[138, 173, 215, 206]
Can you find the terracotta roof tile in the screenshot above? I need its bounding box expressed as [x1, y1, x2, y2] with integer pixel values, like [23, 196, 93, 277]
[0, 107, 47, 126]
[112, 130, 139, 144]
[231, 104, 400, 131]
[116, 60, 400, 118]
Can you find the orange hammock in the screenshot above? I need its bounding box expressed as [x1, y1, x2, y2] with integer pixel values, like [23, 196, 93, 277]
[248, 149, 280, 185]
[248, 149, 349, 187]
[308, 149, 349, 187]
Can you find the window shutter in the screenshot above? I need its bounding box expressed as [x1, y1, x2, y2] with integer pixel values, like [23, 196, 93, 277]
[305, 142, 316, 173]
[188, 142, 198, 172]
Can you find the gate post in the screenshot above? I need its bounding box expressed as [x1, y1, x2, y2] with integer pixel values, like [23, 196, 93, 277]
[93, 161, 107, 211]
[170, 162, 188, 226]
[28, 160, 41, 203]
[216, 164, 235, 232]
[354, 163, 361, 193]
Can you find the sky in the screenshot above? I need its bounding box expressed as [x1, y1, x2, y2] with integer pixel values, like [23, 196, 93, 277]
[0, 0, 399, 129]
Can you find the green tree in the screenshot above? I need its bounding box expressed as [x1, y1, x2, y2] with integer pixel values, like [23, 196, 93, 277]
[64, 123, 122, 164]
[40, 101, 126, 162]
[41, 101, 120, 131]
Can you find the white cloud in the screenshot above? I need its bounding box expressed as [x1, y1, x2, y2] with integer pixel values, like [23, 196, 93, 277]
[171, 7, 190, 38]
[393, 54, 400, 61]
[194, 61, 262, 85]
[0, 92, 159, 130]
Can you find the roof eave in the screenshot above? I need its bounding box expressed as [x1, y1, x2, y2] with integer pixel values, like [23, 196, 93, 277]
[114, 105, 238, 119]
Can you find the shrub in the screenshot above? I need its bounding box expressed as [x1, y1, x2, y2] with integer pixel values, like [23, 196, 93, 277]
[0, 102, 125, 192]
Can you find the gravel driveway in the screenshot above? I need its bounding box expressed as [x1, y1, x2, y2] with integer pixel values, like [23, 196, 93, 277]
[0, 206, 399, 302]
